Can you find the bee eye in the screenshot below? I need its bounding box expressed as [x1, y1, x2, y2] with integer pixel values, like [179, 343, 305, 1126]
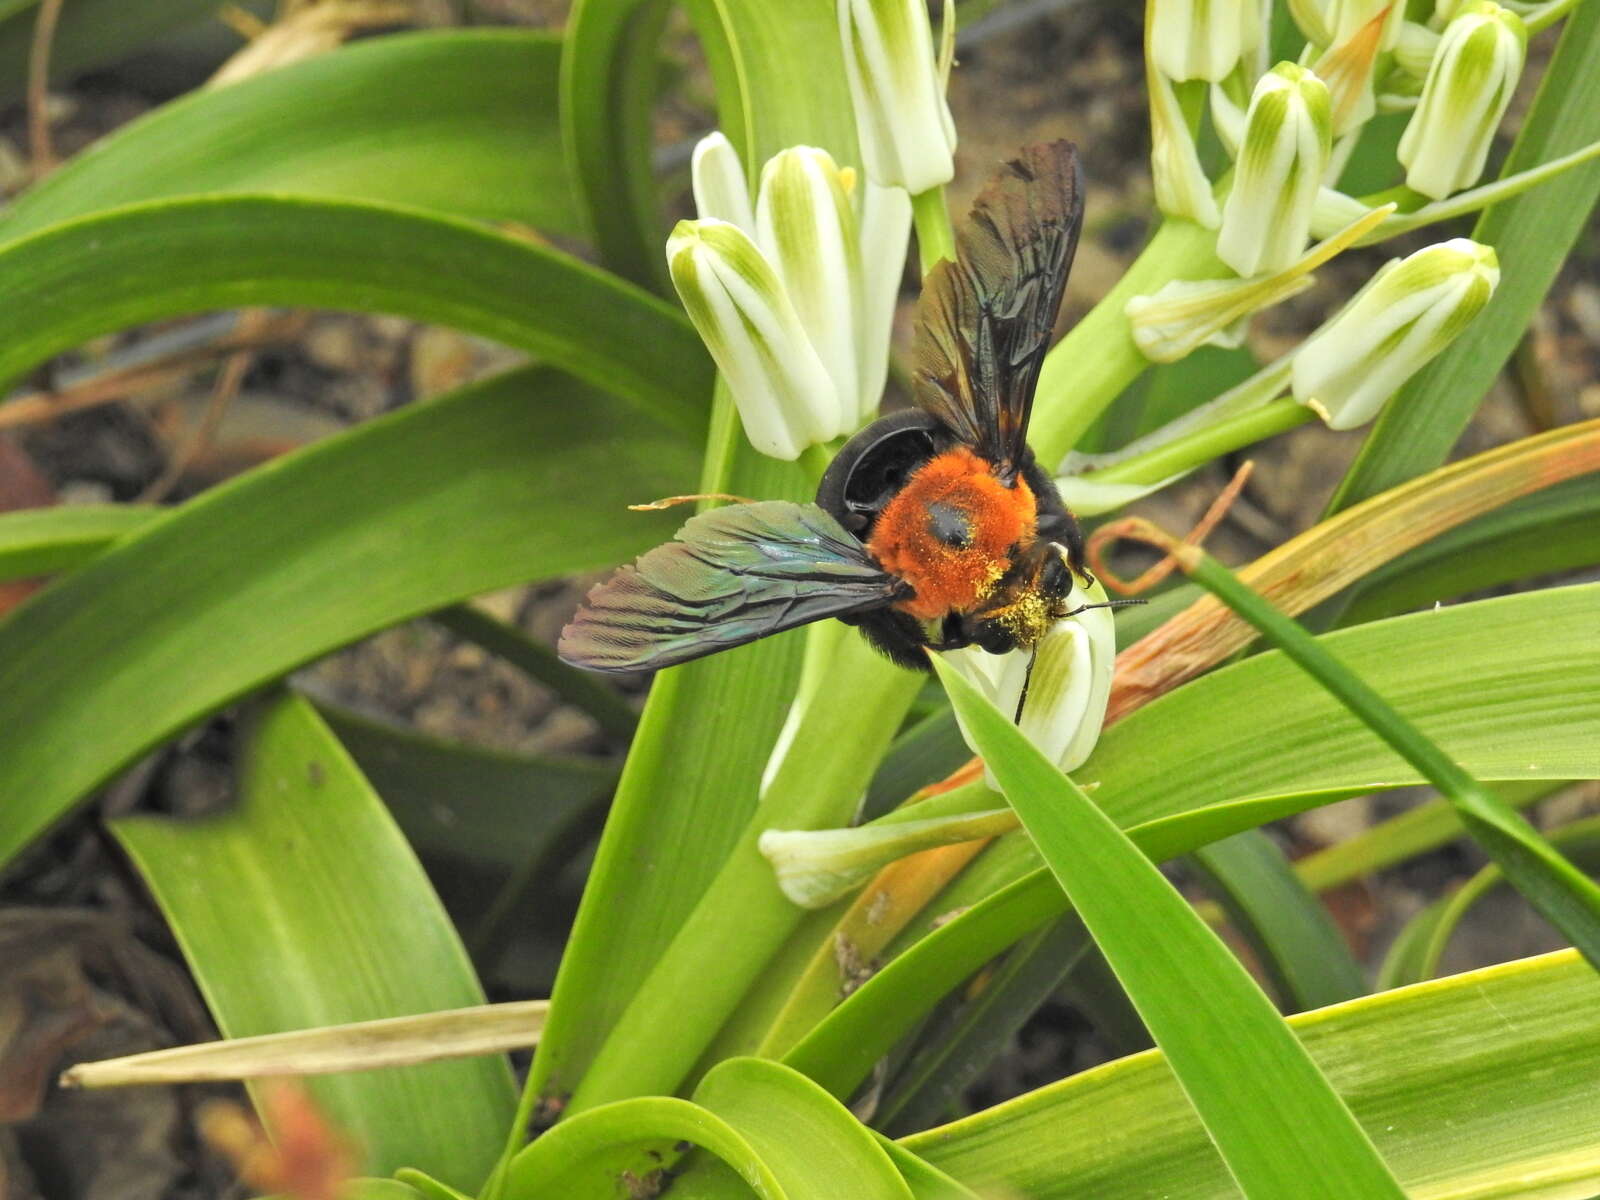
[973, 621, 1016, 655]
[1039, 544, 1073, 596]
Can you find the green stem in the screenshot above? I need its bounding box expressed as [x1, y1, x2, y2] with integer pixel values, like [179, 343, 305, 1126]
[1030, 217, 1227, 466]
[1079, 398, 1310, 488]
[910, 185, 956, 275]
[1154, 535, 1600, 971]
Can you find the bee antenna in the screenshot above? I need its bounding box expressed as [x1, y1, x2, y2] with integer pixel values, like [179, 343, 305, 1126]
[1066, 598, 1148, 615]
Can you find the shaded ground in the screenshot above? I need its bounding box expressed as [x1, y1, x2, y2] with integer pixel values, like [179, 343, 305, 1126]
[0, 2, 1596, 1195]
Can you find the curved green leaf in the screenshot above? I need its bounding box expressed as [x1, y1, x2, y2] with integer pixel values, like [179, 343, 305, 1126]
[1342, 475, 1600, 625]
[1393, 817, 1600, 988]
[110, 692, 512, 1190]
[785, 586, 1600, 1100]
[931, 654, 1404, 1199]
[1082, 584, 1600, 828]
[0, 30, 580, 244]
[561, 0, 673, 290]
[905, 950, 1600, 1199]
[693, 1058, 912, 1199]
[0, 367, 695, 869]
[0, 195, 709, 432]
[1187, 831, 1366, 1012]
[517, 0, 876, 1146]
[0, 504, 154, 580]
[503, 1096, 785, 1199]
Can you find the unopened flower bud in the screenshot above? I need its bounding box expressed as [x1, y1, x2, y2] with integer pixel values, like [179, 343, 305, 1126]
[1292, 238, 1499, 429]
[1217, 63, 1333, 277]
[757, 147, 864, 418]
[838, 0, 957, 193]
[1149, 0, 1263, 82]
[938, 579, 1117, 782]
[667, 220, 845, 460]
[1149, 69, 1221, 227]
[1398, 1, 1525, 200]
[691, 131, 756, 235]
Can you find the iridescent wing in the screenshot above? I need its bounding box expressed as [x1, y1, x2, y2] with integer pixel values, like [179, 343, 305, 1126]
[913, 140, 1084, 483]
[557, 501, 907, 673]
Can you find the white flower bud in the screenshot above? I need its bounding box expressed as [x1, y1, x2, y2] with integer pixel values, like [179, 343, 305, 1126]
[690, 132, 756, 235]
[1292, 238, 1499, 429]
[1217, 63, 1334, 277]
[938, 579, 1117, 783]
[759, 806, 1020, 908]
[756, 147, 864, 420]
[838, 0, 957, 193]
[1398, 1, 1526, 200]
[1149, 69, 1221, 228]
[854, 180, 912, 426]
[1149, 0, 1264, 83]
[666, 220, 845, 460]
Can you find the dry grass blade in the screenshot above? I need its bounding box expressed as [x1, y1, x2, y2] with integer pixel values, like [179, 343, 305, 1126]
[60, 999, 548, 1089]
[0, 310, 306, 432]
[209, 1, 420, 87]
[1103, 416, 1600, 723]
[25, 0, 64, 176]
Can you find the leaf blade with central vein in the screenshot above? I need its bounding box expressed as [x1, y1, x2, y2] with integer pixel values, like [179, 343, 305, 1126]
[0, 368, 695, 870]
[930, 654, 1405, 1199]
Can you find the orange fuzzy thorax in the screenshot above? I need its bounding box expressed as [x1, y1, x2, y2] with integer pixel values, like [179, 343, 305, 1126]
[867, 446, 1037, 621]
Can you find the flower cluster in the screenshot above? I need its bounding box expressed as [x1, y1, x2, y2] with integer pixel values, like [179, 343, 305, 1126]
[1127, 0, 1590, 431]
[667, 136, 910, 460]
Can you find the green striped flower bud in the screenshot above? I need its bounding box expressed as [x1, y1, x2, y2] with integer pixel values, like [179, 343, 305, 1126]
[757, 147, 865, 423]
[838, 0, 957, 193]
[1292, 238, 1499, 429]
[939, 578, 1116, 780]
[1217, 63, 1334, 277]
[1398, 1, 1526, 200]
[1149, 0, 1263, 82]
[667, 219, 846, 460]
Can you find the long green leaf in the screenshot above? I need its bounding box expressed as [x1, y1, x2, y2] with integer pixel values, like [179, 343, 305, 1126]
[1165, 540, 1600, 969]
[503, 1097, 782, 1198]
[905, 950, 1600, 1199]
[690, 1058, 912, 1199]
[561, 0, 674, 289]
[0, 195, 708, 431]
[785, 586, 1600, 1100]
[518, 0, 879, 1145]
[875, 915, 1094, 1136]
[1187, 831, 1366, 1011]
[314, 702, 613, 879]
[110, 692, 512, 1189]
[0, 504, 154, 580]
[0, 31, 580, 243]
[1341, 475, 1600, 624]
[0, 368, 694, 869]
[930, 654, 1404, 1199]
[1327, 1, 1600, 510]
[1082, 584, 1600, 828]
[1390, 817, 1600, 987]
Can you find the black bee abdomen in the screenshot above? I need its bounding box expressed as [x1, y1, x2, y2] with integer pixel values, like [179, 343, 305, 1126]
[816, 409, 946, 536]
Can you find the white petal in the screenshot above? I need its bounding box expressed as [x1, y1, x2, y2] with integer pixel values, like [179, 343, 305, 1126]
[691, 131, 756, 234]
[854, 181, 912, 426]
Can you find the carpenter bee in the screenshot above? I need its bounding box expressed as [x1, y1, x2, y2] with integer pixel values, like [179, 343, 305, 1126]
[559, 140, 1102, 675]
